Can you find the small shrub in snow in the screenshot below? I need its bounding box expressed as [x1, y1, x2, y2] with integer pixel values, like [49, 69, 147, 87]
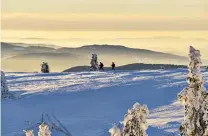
[23, 130, 34, 136]
[109, 124, 122, 136]
[178, 46, 208, 136]
[109, 102, 149, 136]
[90, 54, 99, 71]
[38, 122, 51, 136]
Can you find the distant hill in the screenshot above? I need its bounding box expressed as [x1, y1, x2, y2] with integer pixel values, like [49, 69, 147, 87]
[8, 42, 60, 49]
[1, 42, 56, 58]
[57, 44, 186, 60]
[63, 63, 187, 72]
[1, 42, 189, 72]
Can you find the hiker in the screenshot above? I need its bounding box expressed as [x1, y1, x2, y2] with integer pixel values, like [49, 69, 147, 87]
[99, 62, 104, 71]
[45, 63, 49, 73]
[41, 62, 50, 73]
[111, 62, 115, 70]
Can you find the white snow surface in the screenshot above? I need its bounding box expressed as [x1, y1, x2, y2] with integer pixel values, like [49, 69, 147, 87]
[2, 69, 208, 136]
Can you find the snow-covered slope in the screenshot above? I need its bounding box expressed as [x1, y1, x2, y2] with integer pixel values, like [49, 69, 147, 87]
[2, 69, 208, 136]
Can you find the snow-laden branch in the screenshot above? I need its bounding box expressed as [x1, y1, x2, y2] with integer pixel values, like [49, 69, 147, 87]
[23, 114, 72, 136]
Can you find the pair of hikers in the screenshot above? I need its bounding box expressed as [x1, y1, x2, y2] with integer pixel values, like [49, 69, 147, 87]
[99, 62, 116, 71]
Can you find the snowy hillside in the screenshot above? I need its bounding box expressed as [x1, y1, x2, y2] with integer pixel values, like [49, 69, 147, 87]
[2, 69, 208, 136]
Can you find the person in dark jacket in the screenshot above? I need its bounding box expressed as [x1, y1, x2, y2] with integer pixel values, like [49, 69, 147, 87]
[111, 62, 115, 70]
[99, 62, 104, 71]
[41, 62, 50, 73]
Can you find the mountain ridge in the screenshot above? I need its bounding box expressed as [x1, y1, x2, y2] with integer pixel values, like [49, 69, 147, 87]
[2, 42, 186, 58]
[1, 42, 189, 72]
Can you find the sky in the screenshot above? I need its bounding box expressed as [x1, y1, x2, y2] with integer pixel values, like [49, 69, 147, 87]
[2, 0, 208, 31]
[1, 0, 208, 59]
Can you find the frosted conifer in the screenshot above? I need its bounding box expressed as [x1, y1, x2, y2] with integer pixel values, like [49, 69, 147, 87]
[178, 46, 208, 136]
[122, 103, 149, 136]
[109, 103, 149, 136]
[90, 54, 99, 71]
[1, 70, 9, 98]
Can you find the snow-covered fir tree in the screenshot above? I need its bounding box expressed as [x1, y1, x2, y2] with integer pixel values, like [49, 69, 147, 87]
[178, 46, 208, 136]
[1, 70, 9, 98]
[109, 102, 149, 136]
[38, 122, 51, 136]
[41, 62, 50, 73]
[23, 130, 34, 136]
[90, 54, 99, 71]
[122, 103, 149, 136]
